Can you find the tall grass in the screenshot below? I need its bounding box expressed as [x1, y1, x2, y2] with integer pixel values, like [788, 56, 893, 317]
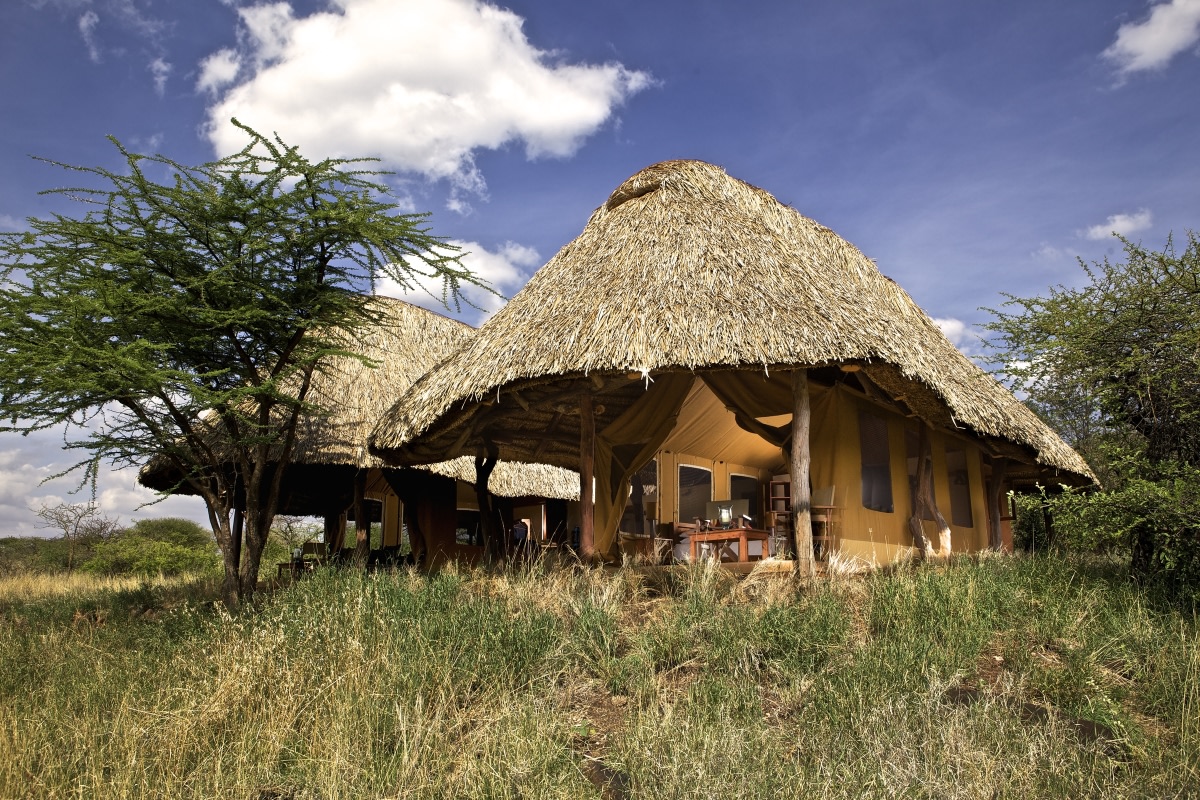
[0, 556, 1196, 798]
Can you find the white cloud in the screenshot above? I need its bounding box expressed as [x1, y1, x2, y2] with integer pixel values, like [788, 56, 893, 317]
[376, 239, 540, 325]
[0, 214, 24, 231]
[934, 317, 984, 360]
[149, 56, 171, 96]
[197, 48, 242, 94]
[0, 436, 211, 538]
[1103, 0, 1200, 78]
[78, 10, 101, 62]
[1084, 208, 1153, 240]
[201, 0, 652, 208]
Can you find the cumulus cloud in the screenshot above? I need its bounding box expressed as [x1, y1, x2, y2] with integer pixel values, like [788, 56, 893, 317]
[0, 437, 210, 538]
[201, 0, 652, 208]
[149, 56, 171, 96]
[376, 239, 541, 325]
[934, 317, 984, 360]
[1103, 0, 1200, 78]
[1084, 208, 1153, 240]
[197, 48, 242, 94]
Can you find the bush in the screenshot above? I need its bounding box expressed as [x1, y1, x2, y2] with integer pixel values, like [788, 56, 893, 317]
[81, 518, 220, 577]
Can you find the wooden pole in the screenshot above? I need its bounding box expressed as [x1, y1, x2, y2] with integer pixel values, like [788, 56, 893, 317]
[987, 456, 1008, 551]
[352, 470, 369, 567]
[580, 392, 596, 559]
[631, 471, 646, 537]
[323, 510, 342, 556]
[473, 453, 500, 560]
[791, 369, 814, 577]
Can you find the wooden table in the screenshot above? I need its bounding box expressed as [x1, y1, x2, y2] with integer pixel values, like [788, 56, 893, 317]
[689, 527, 771, 563]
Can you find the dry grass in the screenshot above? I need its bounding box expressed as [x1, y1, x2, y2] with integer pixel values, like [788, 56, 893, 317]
[0, 555, 1196, 798]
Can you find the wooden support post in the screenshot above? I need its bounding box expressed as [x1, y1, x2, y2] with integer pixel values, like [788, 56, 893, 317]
[631, 471, 646, 537]
[987, 456, 1008, 551]
[474, 452, 500, 560]
[352, 470, 369, 567]
[580, 392, 596, 559]
[791, 369, 814, 577]
[324, 510, 343, 556]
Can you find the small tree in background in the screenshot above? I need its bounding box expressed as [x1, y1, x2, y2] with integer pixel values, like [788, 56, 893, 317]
[0, 122, 485, 609]
[987, 233, 1200, 602]
[33, 502, 121, 572]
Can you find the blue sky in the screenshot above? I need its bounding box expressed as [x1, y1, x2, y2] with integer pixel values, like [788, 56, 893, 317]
[2, 0, 1198, 535]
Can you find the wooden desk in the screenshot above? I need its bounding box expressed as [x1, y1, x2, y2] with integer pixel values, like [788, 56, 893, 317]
[689, 527, 770, 563]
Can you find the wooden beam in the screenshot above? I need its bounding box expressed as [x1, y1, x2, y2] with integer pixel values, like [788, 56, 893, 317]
[531, 410, 565, 461]
[790, 369, 814, 577]
[579, 392, 596, 559]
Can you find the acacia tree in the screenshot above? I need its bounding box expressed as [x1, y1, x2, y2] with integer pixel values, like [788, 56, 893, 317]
[0, 122, 482, 608]
[34, 502, 121, 572]
[987, 233, 1200, 597]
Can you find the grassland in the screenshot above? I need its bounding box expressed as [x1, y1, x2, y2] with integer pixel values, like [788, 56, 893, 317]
[1, 555, 1196, 799]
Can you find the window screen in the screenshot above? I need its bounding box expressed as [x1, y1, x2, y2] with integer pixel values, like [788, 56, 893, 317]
[859, 411, 894, 513]
[945, 447, 974, 527]
[730, 474, 760, 523]
[455, 509, 482, 546]
[678, 465, 712, 523]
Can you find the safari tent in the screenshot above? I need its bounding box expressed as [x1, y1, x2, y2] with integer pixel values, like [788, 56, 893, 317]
[139, 296, 579, 566]
[369, 160, 1093, 567]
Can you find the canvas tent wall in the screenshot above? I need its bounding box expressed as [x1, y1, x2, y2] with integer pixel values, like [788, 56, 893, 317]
[369, 160, 1093, 561]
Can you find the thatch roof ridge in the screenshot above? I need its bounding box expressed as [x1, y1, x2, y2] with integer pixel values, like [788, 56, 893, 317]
[371, 160, 1091, 481]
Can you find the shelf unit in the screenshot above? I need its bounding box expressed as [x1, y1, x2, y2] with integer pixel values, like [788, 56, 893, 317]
[769, 479, 793, 556]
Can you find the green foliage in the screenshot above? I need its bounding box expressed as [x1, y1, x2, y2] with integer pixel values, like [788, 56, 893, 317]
[81, 516, 220, 577]
[987, 233, 1200, 601]
[82, 535, 219, 578]
[0, 122, 486, 606]
[0, 536, 77, 575]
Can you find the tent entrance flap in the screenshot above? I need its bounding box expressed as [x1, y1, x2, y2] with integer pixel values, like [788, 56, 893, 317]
[592, 372, 694, 556]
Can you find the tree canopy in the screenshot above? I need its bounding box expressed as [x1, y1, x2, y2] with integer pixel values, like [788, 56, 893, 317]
[0, 122, 485, 607]
[987, 233, 1200, 601]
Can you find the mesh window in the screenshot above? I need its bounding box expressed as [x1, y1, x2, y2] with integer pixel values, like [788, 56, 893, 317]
[730, 474, 760, 523]
[455, 509, 482, 546]
[859, 411, 894, 513]
[678, 465, 712, 523]
[945, 447, 974, 527]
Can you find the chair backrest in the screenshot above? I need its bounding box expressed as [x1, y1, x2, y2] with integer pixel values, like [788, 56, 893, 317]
[812, 486, 836, 507]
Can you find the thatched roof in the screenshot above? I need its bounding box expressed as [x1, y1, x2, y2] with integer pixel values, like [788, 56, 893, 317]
[138, 296, 579, 502]
[369, 160, 1093, 485]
